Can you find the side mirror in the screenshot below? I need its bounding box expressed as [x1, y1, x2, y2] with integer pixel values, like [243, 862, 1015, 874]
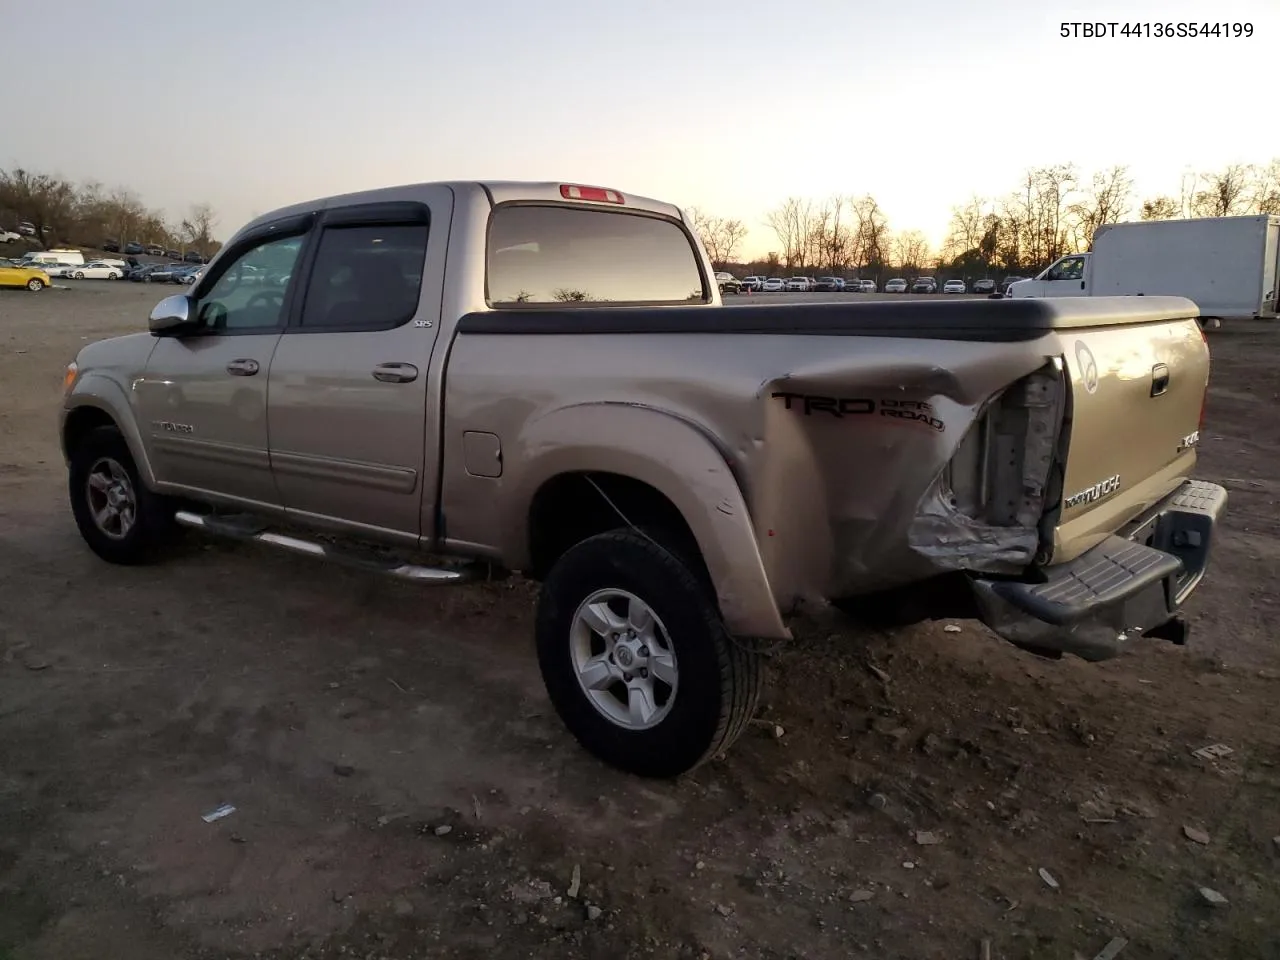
[149, 294, 199, 337]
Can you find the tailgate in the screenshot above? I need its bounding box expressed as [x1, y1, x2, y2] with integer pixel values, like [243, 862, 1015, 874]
[1052, 317, 1209, 562]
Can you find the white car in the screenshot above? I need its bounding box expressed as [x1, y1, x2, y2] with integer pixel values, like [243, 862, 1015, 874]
[761, 278, 786, 292]
[853, 279, 877, 293]
[740, 275, 765, 292]
[0, 229, 20, 243]
[73, 261, 124, 280]
[785, 276, 811, 291]
[943, 279, 967, 294]
[884, 278, 907, 293]
[43, 263, 78, 278]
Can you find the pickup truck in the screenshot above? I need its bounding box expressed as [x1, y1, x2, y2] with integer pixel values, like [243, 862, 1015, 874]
[59, 180, 1227, 778]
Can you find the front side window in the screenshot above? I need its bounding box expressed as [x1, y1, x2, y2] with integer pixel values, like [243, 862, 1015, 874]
[1046, 256, 1084, 281]
[487, 205, 705, 305]
[298, 223, 428, 330]
[193, 234, 304, 332]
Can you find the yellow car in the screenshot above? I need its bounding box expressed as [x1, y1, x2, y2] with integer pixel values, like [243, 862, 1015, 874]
[0, 262, 51, 291]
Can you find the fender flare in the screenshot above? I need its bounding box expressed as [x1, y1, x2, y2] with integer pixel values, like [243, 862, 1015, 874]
[500, 402, 789, 640]
[63, 375, 157, 488]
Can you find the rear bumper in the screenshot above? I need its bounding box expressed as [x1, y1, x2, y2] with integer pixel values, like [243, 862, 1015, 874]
[970, 479, 1227, 661]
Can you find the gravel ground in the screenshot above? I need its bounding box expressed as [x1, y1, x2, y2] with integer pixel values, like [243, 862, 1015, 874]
[2, 282, 1279, 960]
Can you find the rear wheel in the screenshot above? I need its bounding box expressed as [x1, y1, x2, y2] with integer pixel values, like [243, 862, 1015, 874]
[536, 529, 761, 778]
[68, 426, 181, 565]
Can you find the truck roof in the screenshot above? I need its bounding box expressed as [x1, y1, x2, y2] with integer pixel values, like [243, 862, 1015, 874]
[237, 181, 685, 237]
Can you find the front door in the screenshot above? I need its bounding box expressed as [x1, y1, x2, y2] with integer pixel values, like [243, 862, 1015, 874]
[1039, 254, 1089, 297]
[265, 196, 448, 541]
[135, 226, 310, 507]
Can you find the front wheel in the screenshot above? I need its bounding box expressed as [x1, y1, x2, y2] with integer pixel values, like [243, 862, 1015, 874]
[26, 278, 44, 291]
[68, 425, 181, 565]
[536, 529, 761, 778]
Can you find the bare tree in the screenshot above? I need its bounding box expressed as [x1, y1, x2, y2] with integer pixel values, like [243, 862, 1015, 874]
[687, 207, 750, 269]
[0, 168, 77, 244]
[181, 202, 218, 254]
[1069, 165, 1133, 249]
[765, 197, 821, 269]
[1140, 196, 1180, 221]
[1250, 159, 1280, 215]
[943, 195, 989, 261]
[1191, 164, 1253, 218]
[892, 230, 930, 273]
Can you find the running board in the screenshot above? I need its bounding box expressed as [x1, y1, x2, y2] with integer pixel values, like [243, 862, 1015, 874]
[173, 510, 492, 584]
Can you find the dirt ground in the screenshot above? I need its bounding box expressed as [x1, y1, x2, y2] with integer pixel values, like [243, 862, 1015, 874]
[2, 282, 1280, 960]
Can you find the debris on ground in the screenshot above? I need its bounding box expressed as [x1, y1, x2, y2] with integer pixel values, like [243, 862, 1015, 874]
[979, 939, 991, 960]
[715, 903, 734, 917]
[1183, 825, 1211, 845]
[849, 889, 874, 903]
[943, 624, 962, 633]
[915, 830, 941, 845]
[568, 864, 581, 899]
[1092, 936, 1129, 960]
[1198, 886, 1229, 907]
[433, 824, 453, 836]
[586, 904, 603, 921]
[1038, 867, 1060, 891]
[201, 804, 236, 824]
[1191, 743, 1234, 762]
[332, 764, 355, 777]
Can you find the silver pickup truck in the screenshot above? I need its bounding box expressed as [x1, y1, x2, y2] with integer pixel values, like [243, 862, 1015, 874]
[60, 180, 1227, 777]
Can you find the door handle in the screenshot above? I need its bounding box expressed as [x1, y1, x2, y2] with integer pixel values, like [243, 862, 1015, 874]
[1150, 363, 1170, 397]
[227, 358, 260, 376]
[372, 362, 419, 384]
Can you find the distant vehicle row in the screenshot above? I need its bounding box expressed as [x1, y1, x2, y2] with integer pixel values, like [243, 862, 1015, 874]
[100, 238, 208, 262]
[714, 273, 1029, 295]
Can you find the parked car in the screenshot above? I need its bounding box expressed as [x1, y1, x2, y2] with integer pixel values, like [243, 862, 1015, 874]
[59, 178, 1226, 779]
[101, 238, 121, 252]
[911, 277, 938, 293]
[145, 264, 188, 283]
[849, 279, 877, 293]
[21, 249, 86, 267]
[0, 262, 49, 290]
[43, 263, 79, 278]
[884, 278, 908, 293]
[73, 261, 125, 280]
[943, 279, 967, 294]
[998, 276, 1028, 294]
[740, 275, 764, 292]
[165, 249, 182, 260]
[761, 277, 786, 292]
[123, 241, 145, 255]
[714, 272, 742, 294]
[179, 265, 204, 285]
[972, 278, 996, 294]
[813, 277, 844, 292]
[785, 276, 812, 291]
[128, 263, 166, 282]
[18, 221, 36, 237]
[183, 251, 206, 264]
[0, 228, 21, 243]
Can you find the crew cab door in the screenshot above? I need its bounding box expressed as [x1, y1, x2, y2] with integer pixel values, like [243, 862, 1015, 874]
[134, 215, 313, 507]
[264, 193, 451, 542]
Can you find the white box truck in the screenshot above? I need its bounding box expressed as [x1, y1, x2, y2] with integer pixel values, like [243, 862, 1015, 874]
[1005, 215, 1280, 320]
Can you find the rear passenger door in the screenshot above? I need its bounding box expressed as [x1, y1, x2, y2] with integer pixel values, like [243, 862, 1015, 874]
[265, 194, 451, 542]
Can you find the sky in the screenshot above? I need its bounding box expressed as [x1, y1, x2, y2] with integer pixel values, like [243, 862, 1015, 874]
[4, 0, 1275, 257]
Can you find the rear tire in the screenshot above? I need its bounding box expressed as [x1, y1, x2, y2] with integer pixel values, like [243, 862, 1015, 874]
[68, 425, 181, 565]
[536, 529, 761, 778]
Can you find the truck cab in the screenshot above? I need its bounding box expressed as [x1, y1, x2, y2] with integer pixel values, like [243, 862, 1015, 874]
[1006, 253, 1091, 299]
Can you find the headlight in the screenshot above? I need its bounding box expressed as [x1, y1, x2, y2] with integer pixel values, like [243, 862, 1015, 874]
[63, 361, 78, 395]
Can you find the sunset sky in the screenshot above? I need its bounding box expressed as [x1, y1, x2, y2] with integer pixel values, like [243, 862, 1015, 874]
[5, 0, 1274, 256]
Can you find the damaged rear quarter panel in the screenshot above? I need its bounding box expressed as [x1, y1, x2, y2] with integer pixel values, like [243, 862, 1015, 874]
[440, 329, 1061, 615]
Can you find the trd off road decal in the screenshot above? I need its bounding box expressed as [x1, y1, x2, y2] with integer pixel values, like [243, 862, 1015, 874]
[770, 392, 945, 432]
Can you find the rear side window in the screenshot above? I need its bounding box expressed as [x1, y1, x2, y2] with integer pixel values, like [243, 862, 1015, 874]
[487, 205, 705, 306]
[299, 223, 428, 330]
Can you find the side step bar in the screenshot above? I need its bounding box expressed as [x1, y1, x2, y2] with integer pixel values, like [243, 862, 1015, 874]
[173, 511, 495, 584]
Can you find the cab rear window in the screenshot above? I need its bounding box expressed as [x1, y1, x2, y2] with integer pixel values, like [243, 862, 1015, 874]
[487, 205, 706, 306]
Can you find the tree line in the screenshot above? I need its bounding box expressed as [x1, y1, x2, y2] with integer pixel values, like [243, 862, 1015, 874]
[692, 157, 1280, 278]
[0, 166, 221, 256]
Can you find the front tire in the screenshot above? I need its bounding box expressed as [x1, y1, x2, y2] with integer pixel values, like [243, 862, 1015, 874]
[26, 278, 44, 291]
[536, 529, 761, 778]
[68, 425, 180, 565]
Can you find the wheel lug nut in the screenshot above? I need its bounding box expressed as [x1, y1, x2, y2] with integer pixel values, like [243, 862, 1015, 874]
[638, 646, 649, 657]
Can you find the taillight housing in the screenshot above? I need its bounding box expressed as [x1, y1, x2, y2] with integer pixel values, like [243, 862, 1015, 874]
[559, 184, 625, 204]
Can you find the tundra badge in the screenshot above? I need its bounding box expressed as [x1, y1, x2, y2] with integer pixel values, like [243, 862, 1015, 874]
[1064, 474, 1120, 508]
